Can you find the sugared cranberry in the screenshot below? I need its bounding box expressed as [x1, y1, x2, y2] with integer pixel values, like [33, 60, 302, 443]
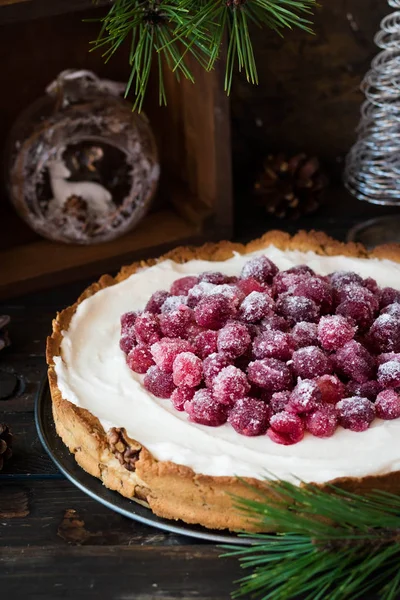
[269, 391, 291, 414]
[276, 294, 319, 324]
[291, 277, 333, 314]
[170, 276, 199, 296]
[194, 330, 218, 359]
[228, 397, 271, 436]
[217, 322, 251, 358]
[345, 380, 380, 401]
[369, 314, 400, 353]
[203, 353, 232, 387]
[292, 346, 333, 379]
[334, 341, 375, 383]
[134, 312, 161, 345]
[185, 390, 228, 426]
[187, 282, 216, 307]
[335, 284, 379, 313]
[126, 345, 154, 374]
[336, 299, 374, 330]
[377, 360, 400, 388]
[213, 365, 250, 406]
[305, 405, 338, 438]
[317, 375, 345, 404]
[259, 315, 288, 332]
[336, 396, 376, 432]
[291, 322, 318, 349]
[377, 352, 400, 365]
[237, 277, 268, 296]
[381, 303, 400, 318]
[330, 271, 364, 290]
[160, 305, 193, 338]
[318, 315, 355, 351]
[186, 323, 205, 342]
[287, 379, 322, 414]
[380, 287, 400, 309]
[375, 389, 400, 420]
[145, 290, 171, 314]
[240, 256, 278, 284]
[199, 271, 231, 285]
[194, 294, 234, 329]
[252, 330, 293, 361]
[272, 272, 304, 296]
[170, 386, 195, 411]
[363, 277, 379, 294]
[150, 338, 193, 372]
[143, 366, 176, 398]
[247, 358, 292, 393]
[267, 412, 305, 445]
[211, 284, 244, 307]
[161, 295, 187, 313]
[121, 311, 138, 335]
[172, 352, 203, 388]
[286, 264, 315, 276]
[119, 334, 136, 354]
[239, 291, 274, 323]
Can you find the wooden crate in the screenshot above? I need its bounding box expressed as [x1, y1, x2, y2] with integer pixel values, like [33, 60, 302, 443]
[0, 0, 233, 298]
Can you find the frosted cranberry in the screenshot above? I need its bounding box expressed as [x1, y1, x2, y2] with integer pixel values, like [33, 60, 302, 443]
[272, 271, 304, 295]
[126, 345, 154, 374]
[286, 265, 315, 276]
[375, 389, 400, 420]
[291, 322, 318, 349]
[346, 380, 380, 401]
[363, 277, 379, 294]
[267, 412, 305, 445]
[170, 276, 199, 296]
[330, 271, 364, 290]
[276, 294, 319, 324]
[239, 291, 274, 323]
[170, 386, 195, 411]
[305, 405, 338, 438]
[380, 287, 400, 309]
[318, 315, 355, 351]
[377, 360, 400, 388]
[160, 305, 193, 338]
[161, 295, 187, 313]
[203, 353, 232, 387]
[228, 397, 271, 436]
[119, 334, 136, 354]
[334, 341, 375, 383]
[194, 294, 234, 329]
[377, 352, 400, 365]
[259, 315, 288, 332]
[150, 338, 194, 372]
[217, 322, 251, 358]
[187, 282, 216, 307]
[186, 323, 205, 342]
[269, 391, 291, 414]
[145, 290, 171, 314]
[211, 284, 244, 308]
[381, 303, 400, 318]
[292, 346, 333, 379]
[199, 271, 230, 285]
[336, 300, 374, 330]
[252, 330, 293, 361]
[336, 284, 379, 313]
[121, 311, 138, 335]
[213, 366, 250, 406]
[241, 255, 278, 284]
[317, 375, 345, 404]
[134, 312, 161, 345]
[287, 379, 322, 414]
[291, 277, 333, 314]
[194, 330, 218, 359]
[247, 358, 292, 393]
[184, 390, 228, 426]
[336, 397, 376, 432]
[369, 314, 400, 353]
[144, 366, 176, 398]
[237, 277, 268, 296]
[172, 352, 203, 387]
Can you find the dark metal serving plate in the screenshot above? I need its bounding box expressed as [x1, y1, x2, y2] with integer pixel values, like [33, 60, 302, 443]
[35, 377, 257, 544]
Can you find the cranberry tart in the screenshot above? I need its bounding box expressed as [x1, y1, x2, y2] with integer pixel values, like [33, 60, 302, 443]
[47, 231, 400, 532]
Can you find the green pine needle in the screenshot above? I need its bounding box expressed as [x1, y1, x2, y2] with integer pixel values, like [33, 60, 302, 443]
[90, 0, 316, 109]
[221, 479, 400, 600]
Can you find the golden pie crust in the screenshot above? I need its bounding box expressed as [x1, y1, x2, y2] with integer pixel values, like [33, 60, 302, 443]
[47, 230, 400, 532]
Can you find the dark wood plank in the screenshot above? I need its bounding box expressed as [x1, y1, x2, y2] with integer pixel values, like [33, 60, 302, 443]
[0, 356, 45, 411]
[0, 0, 111, 24]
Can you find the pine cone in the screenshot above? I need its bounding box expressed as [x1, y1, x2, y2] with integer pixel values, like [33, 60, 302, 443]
[0, 424, 12, 470]
[254, 153, 328, 219]
[0, 315, 11, 352]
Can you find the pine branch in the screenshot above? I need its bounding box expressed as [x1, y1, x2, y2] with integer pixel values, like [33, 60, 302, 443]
[90, 0, 316, 109]
[221, 480, 400, 600]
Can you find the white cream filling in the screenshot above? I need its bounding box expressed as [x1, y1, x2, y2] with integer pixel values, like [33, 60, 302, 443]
[54, 246, 400, 483]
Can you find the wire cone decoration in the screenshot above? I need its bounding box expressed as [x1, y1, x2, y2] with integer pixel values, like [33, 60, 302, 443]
[345, 0, 400, 205]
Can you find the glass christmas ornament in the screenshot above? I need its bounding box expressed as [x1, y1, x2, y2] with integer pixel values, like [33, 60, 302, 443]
[7, 69, 160, 244]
